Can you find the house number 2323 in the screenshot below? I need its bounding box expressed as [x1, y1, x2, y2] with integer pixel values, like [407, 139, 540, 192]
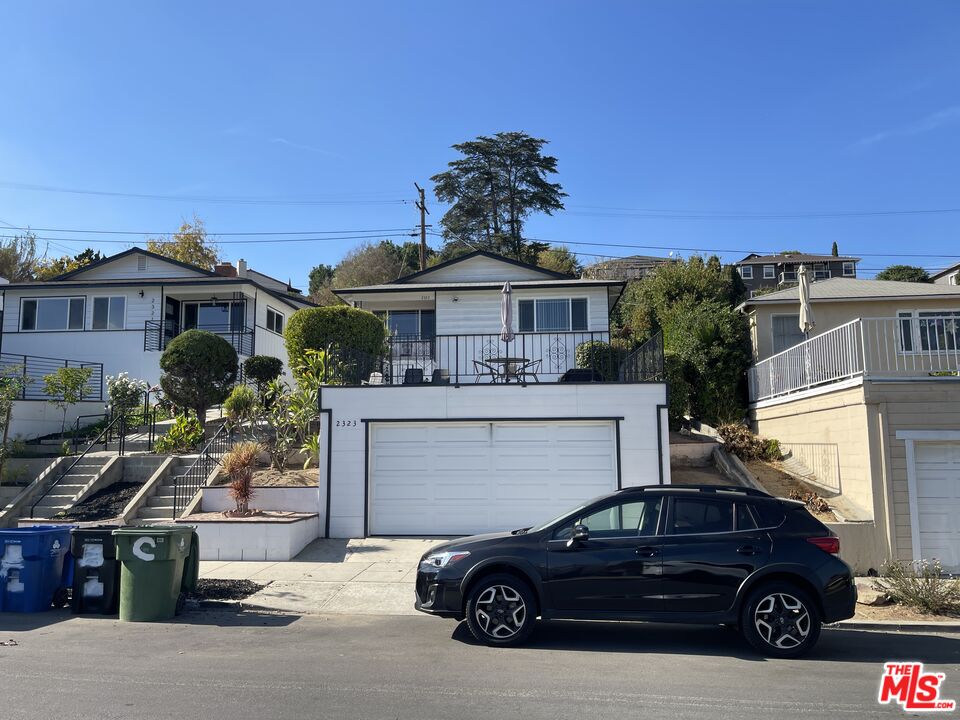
[335, 419, 358, 427]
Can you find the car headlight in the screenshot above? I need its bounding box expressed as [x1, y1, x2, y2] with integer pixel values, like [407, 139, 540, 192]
[420, 551, 470, 569]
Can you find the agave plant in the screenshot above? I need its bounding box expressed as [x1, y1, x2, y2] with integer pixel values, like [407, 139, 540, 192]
[222, 440, 262, 515]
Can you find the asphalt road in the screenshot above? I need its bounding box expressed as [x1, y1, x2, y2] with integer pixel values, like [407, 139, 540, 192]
[2, 610, 959, 719]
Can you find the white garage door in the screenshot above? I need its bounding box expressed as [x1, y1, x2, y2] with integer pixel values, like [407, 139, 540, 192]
[915, 442, 960, 572]
[369, 421, 618, 536]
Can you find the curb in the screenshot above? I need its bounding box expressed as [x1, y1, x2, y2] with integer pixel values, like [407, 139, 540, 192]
[831, 620, 960, 632]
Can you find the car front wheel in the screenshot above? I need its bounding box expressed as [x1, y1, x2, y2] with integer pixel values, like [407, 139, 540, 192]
[464, 573, 536, 647]
[740, 582, 822, 658]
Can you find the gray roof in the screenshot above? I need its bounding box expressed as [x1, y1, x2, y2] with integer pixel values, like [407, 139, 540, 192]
[582, 255, 672, 280]
[335, 278, 625, 294]
[931, 261, 960, 281]
[738, 253, 860, 265]
[743, 277, 960, 305]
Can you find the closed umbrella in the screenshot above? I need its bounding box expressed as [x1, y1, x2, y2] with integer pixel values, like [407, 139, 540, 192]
[798, 264, 816, 338]
[500, 281, 515, 343]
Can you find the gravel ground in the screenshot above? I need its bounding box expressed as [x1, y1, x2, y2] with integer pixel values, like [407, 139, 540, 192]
[59, 482, 140, 521]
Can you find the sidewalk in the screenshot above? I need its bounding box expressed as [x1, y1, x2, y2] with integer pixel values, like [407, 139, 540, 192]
[199, 538, 441, 616]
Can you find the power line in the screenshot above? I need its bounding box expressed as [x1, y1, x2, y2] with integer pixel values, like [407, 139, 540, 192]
[0, 181, 410, 206]
[567, 204, 960, 219]
[0, 232, 418, 246]
[0, 225, 421, 237]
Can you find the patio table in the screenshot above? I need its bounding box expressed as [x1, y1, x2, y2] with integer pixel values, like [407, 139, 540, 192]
[487, 357, 529, 383]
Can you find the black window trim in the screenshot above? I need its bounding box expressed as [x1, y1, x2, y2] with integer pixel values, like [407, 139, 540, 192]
[19, 295, 87, 332]
[265, 305, 285, 335]
[549, 494, 666, 541]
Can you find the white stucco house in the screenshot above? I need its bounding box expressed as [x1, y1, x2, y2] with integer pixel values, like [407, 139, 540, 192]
[0, 247, 313, 437]
[319, 251, 670, 538]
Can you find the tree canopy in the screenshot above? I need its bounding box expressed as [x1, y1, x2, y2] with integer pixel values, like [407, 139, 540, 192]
[875, 265, 931, 283]
[536, 246, 581, 276]
[147, 216, 220, 270]
[0, 233, 41, 282]
[431, 131, 566, 263]
[307, 240, 435, 305]
[159, 329, 238, 427]
[35, 248, 105, 280]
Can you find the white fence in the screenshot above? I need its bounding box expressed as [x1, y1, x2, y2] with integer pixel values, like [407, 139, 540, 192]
[749, 316, 960, 402]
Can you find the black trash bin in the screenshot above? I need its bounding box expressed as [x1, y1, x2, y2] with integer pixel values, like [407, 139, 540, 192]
[70, 525, 121, 614]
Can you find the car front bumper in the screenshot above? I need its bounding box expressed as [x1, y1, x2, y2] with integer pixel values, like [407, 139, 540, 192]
[414, 567, 464, 619]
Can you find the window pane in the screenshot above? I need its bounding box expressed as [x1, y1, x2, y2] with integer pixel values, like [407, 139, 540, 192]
[736, 504, 758, 531]
[554, 498, 661, 539]
[536, 299, 569, 332]
[670, 498, 734, 535]
[518, 300, 534, 332]
[230, 302, 245, 330]
[35, 298, 68, 330]
[69, 298, 85, 330]
[21, 300, 36, 330]
[898, 312, 914, 352]
[753, 501, 786, 529]
[196, 303, 230, 330]
[108, 297, 124, 330]
[571, 299, 588, 331]
[92, 298, 109, 329]
[388, 311, 419, 337]
[419, 310, 435, 338]
[275, 312, 283, 334]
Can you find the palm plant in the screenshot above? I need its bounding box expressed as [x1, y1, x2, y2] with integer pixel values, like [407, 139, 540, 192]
[221, 440, 262, 515]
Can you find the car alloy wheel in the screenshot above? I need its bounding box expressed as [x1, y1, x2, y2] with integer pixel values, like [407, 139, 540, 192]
[753, 592, 811, 649]
[473, 584, 527, 639]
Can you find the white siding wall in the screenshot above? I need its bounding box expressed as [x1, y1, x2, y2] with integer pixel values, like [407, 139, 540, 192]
[254, 295, 292, 380]
[75, 252, 208, 280]
[319, 382, 670, 538]
[412, 255, 557, 283]
[434, 286, 609, 335]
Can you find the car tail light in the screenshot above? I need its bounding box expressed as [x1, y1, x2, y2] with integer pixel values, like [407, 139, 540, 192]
[807, 536, 840, 554]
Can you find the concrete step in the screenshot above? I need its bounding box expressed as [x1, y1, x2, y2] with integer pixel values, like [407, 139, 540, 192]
[146, 495, 176, 507]
[138, 506, 175, 520]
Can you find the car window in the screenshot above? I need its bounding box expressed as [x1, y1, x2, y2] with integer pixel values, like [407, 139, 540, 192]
[736, 503, 758, 531]
[752, 501, 787, 529]
[670, 498, 734, 535]
[554, 497, 662, 540]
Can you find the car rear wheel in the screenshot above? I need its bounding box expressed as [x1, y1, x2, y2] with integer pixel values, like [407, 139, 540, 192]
[740, 582, 821, 658]
[464, 573, 536, 647]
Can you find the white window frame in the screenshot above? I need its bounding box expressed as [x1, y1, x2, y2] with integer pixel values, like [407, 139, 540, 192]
[265, 306, 285, 335]
[739, 265, 753, 280]
[91, 295, 127, 331]
[517, 297, 590, 333]
[762, 265, 775, 279]
[19, 296, 86, 332]
[842, 262, 855, 277]
[896, 308, 960, 355]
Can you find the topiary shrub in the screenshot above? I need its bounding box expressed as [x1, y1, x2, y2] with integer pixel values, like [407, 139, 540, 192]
[160, 329, 238, 429]
[243, 355, 284, 392]
[284, 306, 386, 377]
[575, 339, 634, 381]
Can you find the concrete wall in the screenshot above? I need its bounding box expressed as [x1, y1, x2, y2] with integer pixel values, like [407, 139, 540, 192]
[8, 400, 109, 441]
[319, 382, 669, 538]
[184, 515, 320, 561]
[202, 486, 321, 513]
[747, 297, 960, 361]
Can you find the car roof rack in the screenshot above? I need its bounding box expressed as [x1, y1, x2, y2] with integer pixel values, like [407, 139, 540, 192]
[620, 484, 771, 498]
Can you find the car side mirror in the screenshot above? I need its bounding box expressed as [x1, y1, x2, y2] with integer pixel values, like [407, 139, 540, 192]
[566, 524, 589, 548]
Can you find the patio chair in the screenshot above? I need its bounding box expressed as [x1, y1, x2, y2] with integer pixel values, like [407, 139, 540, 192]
[473, 359, 500, 384]
[431, 369, 451, 385]
[361, 372, 384, 386]
[517, 359, 541, 383]
[403, 368, 424, 385]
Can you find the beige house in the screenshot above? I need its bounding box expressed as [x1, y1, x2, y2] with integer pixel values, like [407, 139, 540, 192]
[740, 278, 960, 573]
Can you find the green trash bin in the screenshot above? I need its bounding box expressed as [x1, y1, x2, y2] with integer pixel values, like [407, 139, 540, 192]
[113, 525, 198, 622]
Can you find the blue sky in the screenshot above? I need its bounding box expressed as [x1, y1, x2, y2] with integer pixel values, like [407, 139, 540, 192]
[1, 1, 959, 288]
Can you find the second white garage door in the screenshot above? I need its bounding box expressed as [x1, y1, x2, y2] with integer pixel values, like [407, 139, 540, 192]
[369, 421, 619, 536]
[914, 442, 960, 572]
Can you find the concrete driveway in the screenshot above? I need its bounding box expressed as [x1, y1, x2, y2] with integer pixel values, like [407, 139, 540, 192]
[198, 538, 445, 616]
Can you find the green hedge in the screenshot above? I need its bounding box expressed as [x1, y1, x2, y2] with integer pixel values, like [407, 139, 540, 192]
[284, 306, 386, 375]
[159, 329, 238, 423]
[574, 339, 633, 381]
[243, 355, 283, 386]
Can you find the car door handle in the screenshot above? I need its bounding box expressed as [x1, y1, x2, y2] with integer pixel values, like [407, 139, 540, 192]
[737, 545, 758, 556]
[635, 546, 659, 558]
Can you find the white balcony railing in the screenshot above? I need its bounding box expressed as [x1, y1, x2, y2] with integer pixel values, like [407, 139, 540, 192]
[749, 316, 960, 402]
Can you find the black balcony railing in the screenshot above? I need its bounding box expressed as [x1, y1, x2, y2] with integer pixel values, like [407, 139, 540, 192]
[144, 320, 255, 357]
[0, 353, 104, 401]
[320, 331, 664, 386]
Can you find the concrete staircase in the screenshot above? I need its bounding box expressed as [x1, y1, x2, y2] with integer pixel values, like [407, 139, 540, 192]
[132, 459, 192, 523]
[30, 455, 116, 519]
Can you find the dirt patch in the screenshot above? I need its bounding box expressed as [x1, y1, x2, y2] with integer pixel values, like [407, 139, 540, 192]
[854, 602, 959, 623]
[190, 579, 265, 602]
[671, 466, 731, 487]
[59, 482, 140, 522]
[745, 460, 837, 523]
[213, 465, 317, 487]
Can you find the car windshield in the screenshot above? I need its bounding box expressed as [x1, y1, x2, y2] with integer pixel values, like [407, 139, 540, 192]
[527, 493, 612, 533]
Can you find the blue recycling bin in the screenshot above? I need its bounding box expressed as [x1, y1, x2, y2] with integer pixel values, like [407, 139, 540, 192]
[0, 525, 74, 613]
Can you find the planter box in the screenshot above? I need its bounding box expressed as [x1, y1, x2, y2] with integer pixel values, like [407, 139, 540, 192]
[201, 486, 320, 514]
[177, 511, 319, 561]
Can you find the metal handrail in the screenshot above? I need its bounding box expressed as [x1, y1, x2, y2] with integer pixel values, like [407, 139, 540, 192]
[171, 420, 233, 518]
[30, 412, 127, 517]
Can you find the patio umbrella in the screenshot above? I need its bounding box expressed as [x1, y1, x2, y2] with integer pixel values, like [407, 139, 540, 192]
[798, 264, 816, 338]
[500, 281, 515, 344]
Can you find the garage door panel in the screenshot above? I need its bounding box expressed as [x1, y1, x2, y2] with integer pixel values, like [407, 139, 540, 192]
[370, 421, 619, 535]
[914, 441, 960, 572]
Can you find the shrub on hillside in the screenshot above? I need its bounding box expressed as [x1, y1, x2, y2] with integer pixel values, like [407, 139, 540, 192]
[717, 423, 781, 462]
[153, 413, 205, 454]
[874, 559, 960, 615]
[223, 384, 257, 428]
[284, 306, 386, 377]
[243, 355, 283, 392]
[575, 339, 633, 381]
[159, 330, 237, 427]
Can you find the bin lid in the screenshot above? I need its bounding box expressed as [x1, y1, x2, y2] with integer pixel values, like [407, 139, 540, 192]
[114, 525, 195, 562]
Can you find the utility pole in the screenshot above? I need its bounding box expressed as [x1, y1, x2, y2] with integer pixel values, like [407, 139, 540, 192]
[414, 182, 429, 270]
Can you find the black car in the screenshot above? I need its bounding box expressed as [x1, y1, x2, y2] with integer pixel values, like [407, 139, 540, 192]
[415, 485, 856, 657]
